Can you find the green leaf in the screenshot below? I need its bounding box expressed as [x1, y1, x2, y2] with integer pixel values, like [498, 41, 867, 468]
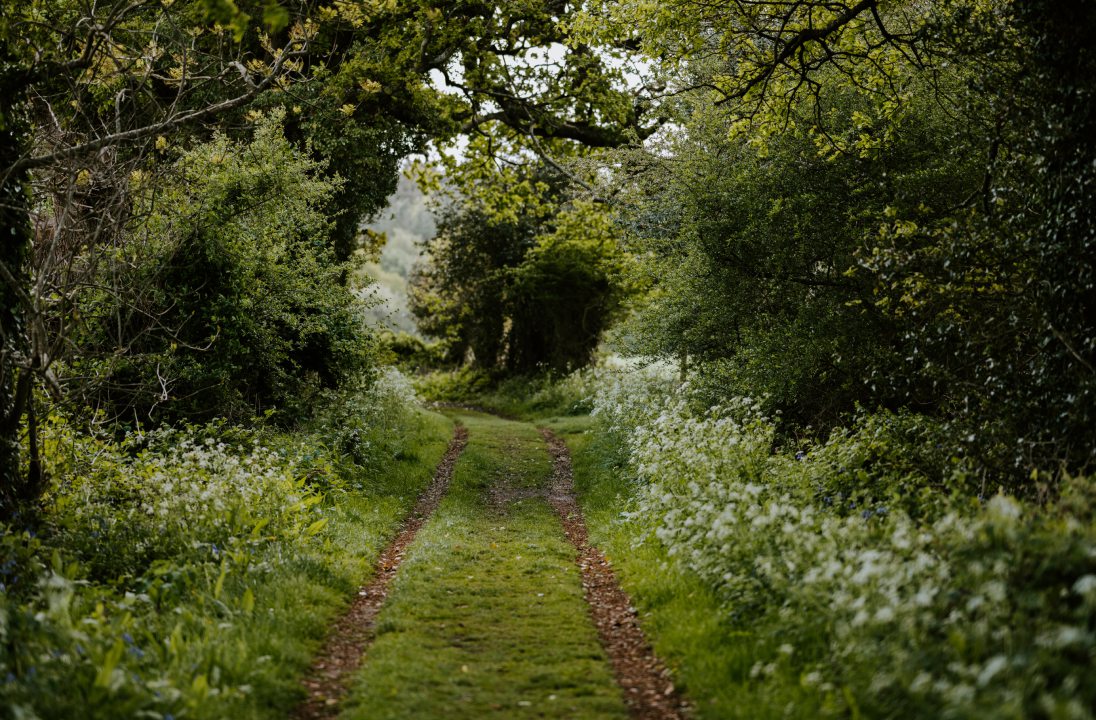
[94, 639, 125, 689]
[213, 560, 229, 599]
[250, 518, 271, 539]
[263, 1, 290, 32]
[167, 623, 184, 657]
[192, 672, 210, 698]
[200, 0, 250, 41]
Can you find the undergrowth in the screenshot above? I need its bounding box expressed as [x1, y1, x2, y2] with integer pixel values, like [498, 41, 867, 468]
[413, 363, 616, 419]
[0, 369, 453, 719]
[562, 366, 1096, 719]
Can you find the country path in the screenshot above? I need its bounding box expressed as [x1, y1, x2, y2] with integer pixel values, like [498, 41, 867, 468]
[294, 410, 688, 719]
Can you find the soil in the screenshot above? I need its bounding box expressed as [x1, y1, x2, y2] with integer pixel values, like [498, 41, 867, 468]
[291, 425, 469, 720]
[540, 428, 691, 720]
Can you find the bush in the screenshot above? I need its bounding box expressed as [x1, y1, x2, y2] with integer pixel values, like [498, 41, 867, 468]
[305, 367, 424, 476]
[414, 363, 616, 418]
[410, 167, 633, 375]
[0, 369, 427, 718]
[67, 110, 375, 425]
[588, 367, 1096, 718]
[376, 330, 447, 374]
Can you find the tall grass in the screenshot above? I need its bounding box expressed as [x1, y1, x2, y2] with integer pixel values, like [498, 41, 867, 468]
[0, 370, 453, 719]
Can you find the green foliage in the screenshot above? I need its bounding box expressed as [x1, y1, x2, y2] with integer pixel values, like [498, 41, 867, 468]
[412, 366, 496, 404]
[0, 372, 452, 719]
[376, 330, 446, 375]
[588, 0, 1096, 479]
[69, 112, 375, 424]
[612, 67, 986, 427]
[415, 368, 602, 421]
[285, 94, 421, 260]
[581, 367, 1096, 719]
[411, 167, 634, 375]
[860, 3, 1096, 474]
[507, 201, 634, 372]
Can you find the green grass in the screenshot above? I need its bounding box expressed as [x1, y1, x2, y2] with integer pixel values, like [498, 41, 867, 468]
[340, 412, 628, 720]
[192, 409, 458, 719]
[1, 407, 456, 720]
[414, 369, 595, 420]
[545, 416, 821, 720]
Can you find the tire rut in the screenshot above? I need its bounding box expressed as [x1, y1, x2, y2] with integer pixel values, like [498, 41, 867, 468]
[540, 428, 690, 720]
[292, 424, 469, 720]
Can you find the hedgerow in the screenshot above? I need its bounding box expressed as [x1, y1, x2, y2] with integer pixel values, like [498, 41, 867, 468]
[0, 370, 431, 719]
[589, 367, 1096, 718]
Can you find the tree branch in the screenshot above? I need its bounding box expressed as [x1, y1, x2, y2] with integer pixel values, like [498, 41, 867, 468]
[5, 43, 308, 175]
[716, 0, 879, 104]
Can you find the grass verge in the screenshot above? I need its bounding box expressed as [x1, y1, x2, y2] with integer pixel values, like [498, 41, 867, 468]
[1, 406, 454, 720]
[547, 416, 815, 720]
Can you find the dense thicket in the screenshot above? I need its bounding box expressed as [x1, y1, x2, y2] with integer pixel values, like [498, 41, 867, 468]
[411, 166, 632, 374]
[67, 114, 371, 424]
[581, 0, 1096, 482]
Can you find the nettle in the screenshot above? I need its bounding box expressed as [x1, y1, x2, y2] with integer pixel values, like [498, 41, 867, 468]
[590, 368, 1096, 718]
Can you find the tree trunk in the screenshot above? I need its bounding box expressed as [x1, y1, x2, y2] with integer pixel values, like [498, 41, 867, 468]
[0, 48, 33, 519]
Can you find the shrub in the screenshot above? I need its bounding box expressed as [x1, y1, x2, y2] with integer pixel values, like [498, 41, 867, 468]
[67, 110, 375, 425]
[0, 369, 424, 718]
[589, 367, 1096, 718]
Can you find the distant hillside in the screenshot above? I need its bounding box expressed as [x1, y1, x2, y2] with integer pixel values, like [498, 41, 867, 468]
[358, 175, 436, 335]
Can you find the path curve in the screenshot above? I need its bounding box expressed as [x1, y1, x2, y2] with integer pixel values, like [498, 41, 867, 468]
[540, 428, 690, 720]
[292, 424, 469, 720]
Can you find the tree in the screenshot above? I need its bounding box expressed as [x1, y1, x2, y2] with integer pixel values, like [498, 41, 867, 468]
[411, 165, 632, 374]
[584, 0, 1096, 478]
[1, 0, 666, 516]
[612, 72, 984, 427]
